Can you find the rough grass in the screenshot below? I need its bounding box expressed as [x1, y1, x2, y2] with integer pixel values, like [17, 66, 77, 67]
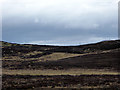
[3, 69, 120, 75]
[38, 53, 81, 61]
[2, 49, 120, 70]
[2, 75, 120, 89]
[2, 52, 81, 61]
[2, 40, 120, 89]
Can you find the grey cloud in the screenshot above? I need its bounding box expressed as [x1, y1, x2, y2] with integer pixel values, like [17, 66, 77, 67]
[2, 0, 118, 45]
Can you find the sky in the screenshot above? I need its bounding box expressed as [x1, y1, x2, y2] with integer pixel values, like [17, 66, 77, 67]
[1, 0, 119, 46]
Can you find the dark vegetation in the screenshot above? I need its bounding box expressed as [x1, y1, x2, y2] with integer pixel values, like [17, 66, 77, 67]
[2, 50, 120, 70]
[1, 40, 120, 89]
[2, 75, 120, 90]
[2, 40, 120, 70]
[1, 40, 120, 56]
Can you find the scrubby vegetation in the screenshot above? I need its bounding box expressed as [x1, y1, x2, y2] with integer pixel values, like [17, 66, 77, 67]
[1, 40, 120, 89]
[2, 40, 120, 56]
[2, 75, 120, 90]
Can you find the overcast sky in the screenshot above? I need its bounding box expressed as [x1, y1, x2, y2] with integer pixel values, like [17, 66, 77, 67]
[2, 0, 119, 46]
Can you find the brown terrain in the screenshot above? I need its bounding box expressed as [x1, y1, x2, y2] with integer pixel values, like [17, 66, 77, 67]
[1, 40, 120, 89]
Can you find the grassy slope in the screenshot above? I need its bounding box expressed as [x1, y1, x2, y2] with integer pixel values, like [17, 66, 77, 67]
[2, 40, 120, 89]
[2, 40, 120, 71]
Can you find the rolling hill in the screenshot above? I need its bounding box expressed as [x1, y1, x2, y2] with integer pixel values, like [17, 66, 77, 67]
[1, 39, 120, 89]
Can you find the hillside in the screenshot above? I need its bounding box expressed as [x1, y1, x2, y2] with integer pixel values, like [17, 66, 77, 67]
[2, 39, 120, 55]
[1, 40, 120, 89]
[2, 40, 120, 70]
